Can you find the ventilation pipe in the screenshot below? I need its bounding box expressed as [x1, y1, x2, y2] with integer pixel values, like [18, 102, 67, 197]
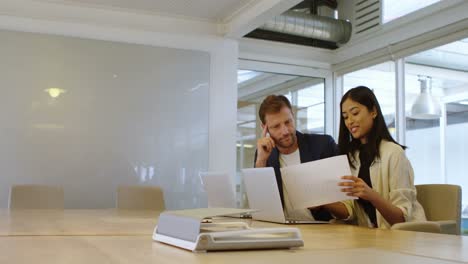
[260, 10, 352, 44]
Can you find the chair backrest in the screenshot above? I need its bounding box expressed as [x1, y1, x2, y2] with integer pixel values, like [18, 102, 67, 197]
[416, 184, 461, 233]
[9, 184, 64, 209]
[116, 185, 165, 210]
[391, 221, 441, 233]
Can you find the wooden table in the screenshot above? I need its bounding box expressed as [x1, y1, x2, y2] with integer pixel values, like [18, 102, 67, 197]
[0, 209, 160, 236]
[0, 209, 467, 263]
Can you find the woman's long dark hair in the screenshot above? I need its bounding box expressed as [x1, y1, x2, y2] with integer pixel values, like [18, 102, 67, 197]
[338, 86, 405, 168]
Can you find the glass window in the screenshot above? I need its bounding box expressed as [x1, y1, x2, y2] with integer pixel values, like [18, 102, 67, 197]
[343, 62, 396, 138]
[383, 0, 440, 23]
[296, 84, 326, 134]
[236, 70, 325, 206]
[342, 52, 468, 234]
[405, 38, 468, 234]
[405, 75, 442, 185]
[236, 103, 257, 171]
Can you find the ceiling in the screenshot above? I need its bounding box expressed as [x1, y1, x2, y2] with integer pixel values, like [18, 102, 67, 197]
[39, 0, 254, 22]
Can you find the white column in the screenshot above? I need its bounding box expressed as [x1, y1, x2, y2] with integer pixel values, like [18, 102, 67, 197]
[208, 39, 239, 181]
[325, 73, 335, 137]
[395, 59, 406, 145]
[332, 73, 343, 140]
[440, 103, 447, 183]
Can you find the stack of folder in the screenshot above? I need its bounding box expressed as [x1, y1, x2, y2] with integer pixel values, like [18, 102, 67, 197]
[153, 208, 304, 252]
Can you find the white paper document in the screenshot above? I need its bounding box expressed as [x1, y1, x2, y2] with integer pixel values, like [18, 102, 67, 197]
[281, 155, 356, 209]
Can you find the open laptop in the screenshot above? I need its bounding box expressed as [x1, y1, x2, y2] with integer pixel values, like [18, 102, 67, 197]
[242, 167, 328, 224]
[200, 172, 251, 218]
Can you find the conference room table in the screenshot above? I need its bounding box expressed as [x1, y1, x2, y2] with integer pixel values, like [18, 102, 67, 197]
[0, 209, 159, 236]
[0, 209, 467, 264]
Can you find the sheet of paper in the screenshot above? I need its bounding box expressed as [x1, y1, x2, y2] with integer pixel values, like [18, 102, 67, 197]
[281, 155, 356, 209]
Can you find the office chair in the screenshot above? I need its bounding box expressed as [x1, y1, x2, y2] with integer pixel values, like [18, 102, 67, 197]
[116, 185, 165, 210]
[9, 184, 64, 209]
[392, 184, 461, 235]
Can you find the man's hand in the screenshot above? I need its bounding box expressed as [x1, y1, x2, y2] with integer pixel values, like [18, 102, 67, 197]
[255, 125, 275, 167]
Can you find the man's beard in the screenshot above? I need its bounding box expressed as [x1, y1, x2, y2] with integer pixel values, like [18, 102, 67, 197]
[273, 133, 296, 149]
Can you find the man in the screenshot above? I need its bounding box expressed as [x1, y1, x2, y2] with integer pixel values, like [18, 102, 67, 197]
[254, 95, 338, 221]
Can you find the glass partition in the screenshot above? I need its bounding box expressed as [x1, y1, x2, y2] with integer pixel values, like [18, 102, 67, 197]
[0, 30, 210, 209]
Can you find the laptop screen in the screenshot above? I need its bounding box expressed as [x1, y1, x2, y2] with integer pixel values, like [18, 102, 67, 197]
[200, 172, 237, 208]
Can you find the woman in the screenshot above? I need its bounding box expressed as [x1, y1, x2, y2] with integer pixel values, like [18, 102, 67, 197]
[324, 86, 426, 228]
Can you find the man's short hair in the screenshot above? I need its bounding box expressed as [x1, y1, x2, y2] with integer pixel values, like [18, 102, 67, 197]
[258, 95, 293, 124]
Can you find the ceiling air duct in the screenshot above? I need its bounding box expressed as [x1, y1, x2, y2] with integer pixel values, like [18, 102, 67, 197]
[259, 10, 351, 44]
[411, 76, 441, 120]
[245, 0, 351, 49]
